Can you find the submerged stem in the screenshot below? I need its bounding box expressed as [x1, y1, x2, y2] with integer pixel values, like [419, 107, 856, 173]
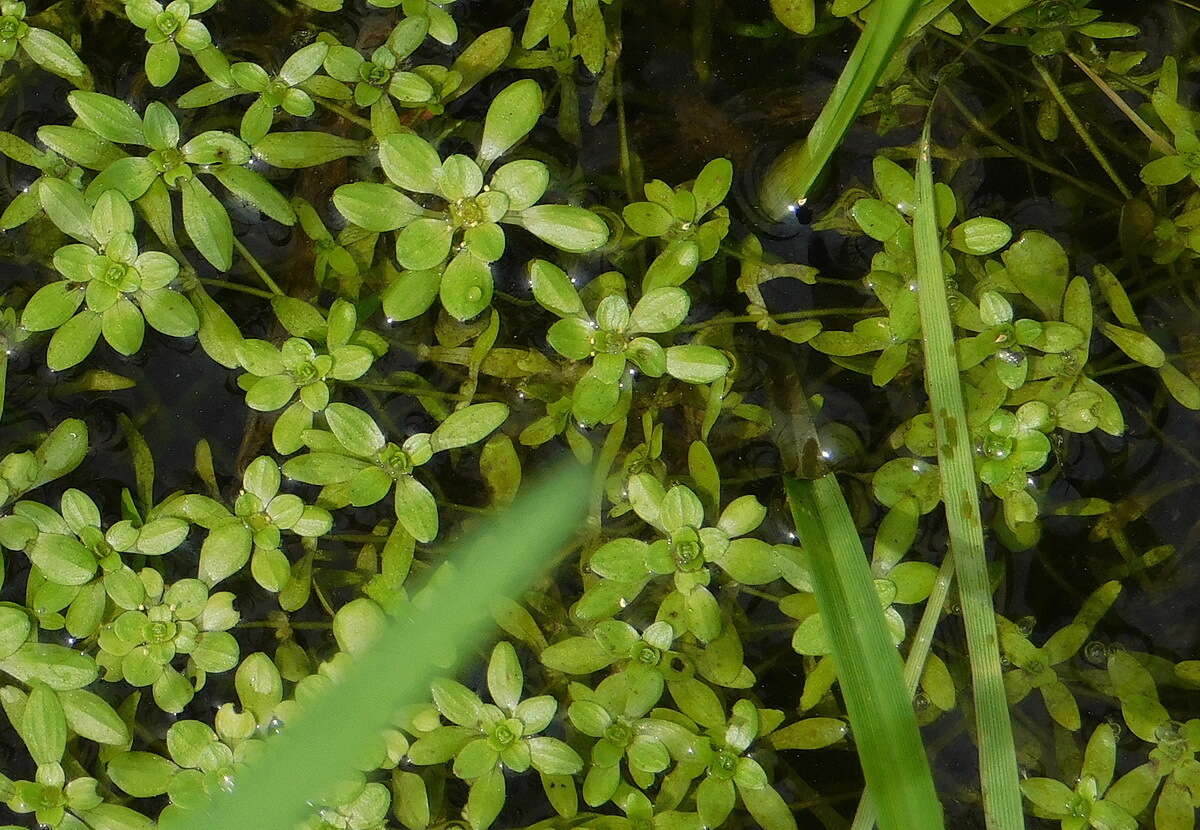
[942, 87, 1122, 207]
[1033, 60, 1132, 199]
[232, 237, 284, 295]
[1065, 52, 1175, 156]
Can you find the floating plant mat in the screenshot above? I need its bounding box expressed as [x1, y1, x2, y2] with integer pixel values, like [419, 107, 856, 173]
[0, 0, 1198, 829]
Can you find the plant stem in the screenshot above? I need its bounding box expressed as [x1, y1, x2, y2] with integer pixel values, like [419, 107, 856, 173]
[912, 119, 1024, 830]
[675, 307, 879, 333]
[1033, 60, 1132, 199]
[1065, 52, 1174, 156]
[314, 97, 374, 130]
[942, 87, 1123, 207]
[199, 277, 276, 300]
[232, 237, 284, 295]
[346, 381, 466, 401]
[615, 63, 637, 203]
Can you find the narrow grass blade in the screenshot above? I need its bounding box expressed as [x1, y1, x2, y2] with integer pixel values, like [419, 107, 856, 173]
[851, 553, 954, 830]
[912, 119, 1024, 830]
[758, 0, 921, 219]
[169, 462, 590, 830]
[785, 474, 944, 830]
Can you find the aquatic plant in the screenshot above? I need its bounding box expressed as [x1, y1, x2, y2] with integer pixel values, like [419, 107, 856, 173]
[0, 2, 1197, 830]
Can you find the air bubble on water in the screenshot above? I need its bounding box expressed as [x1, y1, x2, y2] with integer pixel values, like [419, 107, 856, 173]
[467, 287, 482, 302]
[618, 598, 628, 608]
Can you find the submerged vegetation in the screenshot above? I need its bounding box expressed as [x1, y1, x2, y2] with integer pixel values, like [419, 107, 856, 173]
[0, 0, 1198, 828]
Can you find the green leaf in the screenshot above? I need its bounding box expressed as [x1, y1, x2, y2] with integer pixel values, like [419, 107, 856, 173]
[431, 403, 509, 453]
[949, 217, 1012, 255]
[58, 688, 130, 745]
[487, 641, 523, 711]
[517, 205, 609, 252]
[394, 476, 439, 543]
[68, 92, 145, 146]
[624, 202, 674, 237]
[139, 289, 200, 337]
[253, 132, 364, 169]
[529, 737, 582, 775]
[0, 643, 98, 690]
[209, 164, 296, 225]
[39, 178, 95, 244]
[852, 198, 904, 241]
[530, 259, 583, 317]
[154, 460, 580, 830]
[380, 133, 443, 194]
[448, 27, 514, 101]
[1098, 321, 1166, 368]
[466, 767, 505, 830]
[325, 403, 385, 457]
[135, 518, 189, 556]
[1001, 230, 1068, 320]
[108, 751, 178, 797]
[769, 717, 847, 749]
[21, 682, 66, 766]
[439, 251, 494, 322]
[22, 281, 83, 331]
[101, 298, 145, 356]
[523, 0, 569, 48]
[0, 606, 31, 659]
[46, 309, 101, 367]
[396, 218, 453, 270]
[333, 598, 386, 655]
[145, 39, 181, 86]
[333, 182, 422, 232]
[198, 522, 251, 586]
[758, 0, 922, 217]
[771, 0, 815, 34]
[22, 27, 86, 79]
[665, 345, 729, 383]
[643, 241, 701, 291]
[381, 267, 440, 322]
[966, 0, 1033, 24]
[910, 122, 1017, 829]
[479, 79, 543, 167]
[181, 177, 233, 271]
[541, 637, 612, 673]
[629, 287, 689, 334]
[490, 159, 549, 211]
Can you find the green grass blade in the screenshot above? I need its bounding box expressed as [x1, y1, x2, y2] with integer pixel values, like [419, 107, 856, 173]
[785, 474, 944, 830]
[850, 553, 954, 830]
[758, 0, 922, 219]
[912, 119, 1024, 830]
[169, 462, 590, 830]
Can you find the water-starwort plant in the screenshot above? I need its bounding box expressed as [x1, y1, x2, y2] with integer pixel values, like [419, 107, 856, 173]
[0, 2, 1196, 830]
